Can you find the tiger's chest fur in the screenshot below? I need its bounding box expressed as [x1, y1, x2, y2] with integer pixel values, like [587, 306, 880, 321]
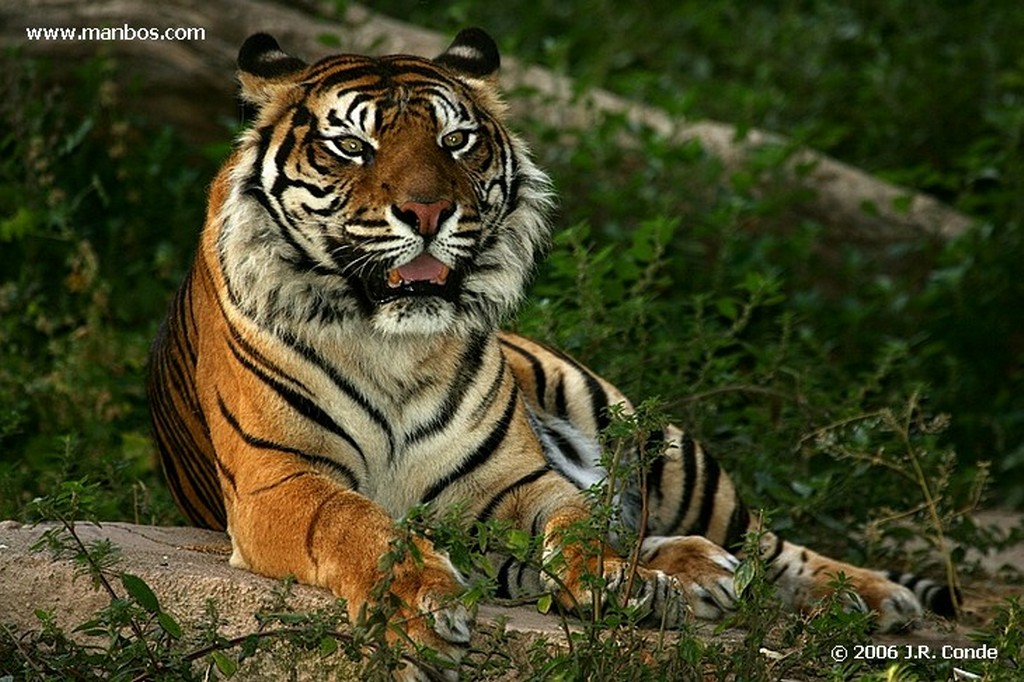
[218, 313, 610, 520]
[219, 320, 536, 519]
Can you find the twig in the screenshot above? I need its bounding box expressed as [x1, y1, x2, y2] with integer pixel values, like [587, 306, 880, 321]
[895, 392, 962, 617]
[53, 510, 164, 675]
[1, 621, 46, 675]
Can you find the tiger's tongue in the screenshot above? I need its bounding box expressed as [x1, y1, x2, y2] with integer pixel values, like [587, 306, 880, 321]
[395, 254, 449, 284]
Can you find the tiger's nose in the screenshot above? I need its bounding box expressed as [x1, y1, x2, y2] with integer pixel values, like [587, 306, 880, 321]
[392, 200, 455, 237]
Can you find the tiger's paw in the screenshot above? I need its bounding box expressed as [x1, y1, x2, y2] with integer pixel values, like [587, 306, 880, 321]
[542, 553, 688, 627]
[383, 545, 475, 680]
[839, 570, 923, 633]
[639, 535, 740, 621]
[392, 589, 473, 682]
[604, 560, 690, 626]
[774, 547, 924, 633]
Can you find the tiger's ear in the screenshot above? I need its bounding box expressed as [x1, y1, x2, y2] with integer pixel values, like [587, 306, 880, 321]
[237, 33, 307, 108]
[434, 28, 501, 83]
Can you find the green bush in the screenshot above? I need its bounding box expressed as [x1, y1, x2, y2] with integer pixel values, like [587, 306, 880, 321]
[0, 53, 213, 523]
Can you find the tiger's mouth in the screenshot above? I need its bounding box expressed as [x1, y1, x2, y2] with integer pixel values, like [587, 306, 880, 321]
[362, 253, 459, 305]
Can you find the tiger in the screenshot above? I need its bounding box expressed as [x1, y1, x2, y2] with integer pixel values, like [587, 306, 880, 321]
[147, 27, 956, 678]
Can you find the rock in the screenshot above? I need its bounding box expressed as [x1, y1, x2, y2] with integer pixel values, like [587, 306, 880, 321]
[0, 521, 559, 679]
[3, 518, 1020, 680]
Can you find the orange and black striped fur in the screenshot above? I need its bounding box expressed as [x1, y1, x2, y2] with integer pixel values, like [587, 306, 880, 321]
[148, 28, 954, 675]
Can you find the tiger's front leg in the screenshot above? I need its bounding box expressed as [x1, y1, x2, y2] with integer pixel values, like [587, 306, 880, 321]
[219, 456, 473, 677]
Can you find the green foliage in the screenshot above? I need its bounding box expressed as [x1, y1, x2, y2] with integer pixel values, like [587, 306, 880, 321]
[0, 483, 427, 680]
[3, 432, 1021, 680]
[0, 53, 214, 523]
[971, 596, 1024, 674]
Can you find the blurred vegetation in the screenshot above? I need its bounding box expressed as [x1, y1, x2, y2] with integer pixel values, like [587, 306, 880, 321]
[0, 56, 203, 522]
[1, 0, 1021, 573]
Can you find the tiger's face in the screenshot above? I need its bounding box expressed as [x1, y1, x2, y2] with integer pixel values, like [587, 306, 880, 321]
[219, 30, 552, 337]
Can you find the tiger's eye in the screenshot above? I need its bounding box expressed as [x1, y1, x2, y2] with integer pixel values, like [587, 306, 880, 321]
[337, 137, 365, 155]
[442, 131, 468, 150]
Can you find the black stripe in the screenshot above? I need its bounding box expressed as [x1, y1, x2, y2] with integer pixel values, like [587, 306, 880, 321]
[724, 499, 750, 550]
[499, 339, 547, 410]
[420, 386, 519, 505]
[500, 336, 610, 433]
[665, 435, 698, 534]
[251, 470, 310, 495]
[467, 353, 508, 424]
[300, 199, 341, 217]
[216, 394, 359, 490]
[495, 556, 516, 599]
[406, 332, 490, 444]
[149, 354, 224, 526]
[150, 423, 219, 526]
[553, 376, 569, 421]
[646, 434, 668, 493]
[694, 451, 721, 536]
[312, 60, 464, 96]
[542, 423, 584, 467]
[529, 511, 544, 537]
[151, 412, 221, 527]
[207, 280, 375, 451]
[150, 389, 215, 501]
[274, 173, 335, 200]
[640, 430, 667, 534]
[238, 185, 324, 279]
[276, 330, 396, 459]
[225, 320, 309, 395]
[475, 466, 552, 523]
[305, 489, 343, 566]
[225, 338, 367, 465]
[305, 140, 333, 176]
[243, 123, 328, 275]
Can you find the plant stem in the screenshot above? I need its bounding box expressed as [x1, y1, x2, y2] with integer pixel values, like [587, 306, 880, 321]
[53, 509, 164, 674]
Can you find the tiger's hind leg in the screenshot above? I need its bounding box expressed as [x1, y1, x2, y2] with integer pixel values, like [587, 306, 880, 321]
[495, 332, 953, 629]
[756, 533, 924, 631]
[638, 424, 952, 631]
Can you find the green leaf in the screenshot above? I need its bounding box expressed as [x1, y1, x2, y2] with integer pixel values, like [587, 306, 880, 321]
[472, 552, 497, 579]
[537, 593, 553, 615]
[158, 611, 182, 639]
[121, 573, 160, 614]
[72, 618, 109, 638]
[715, 296, 738, 320]
[211, 650, 238, 677]
[733, 560, 758, 597]
[58, 117, 94, 157]
[319, 635, 338, 656]
[0, 207, 38, 242]
[506, 529, 532, 558]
